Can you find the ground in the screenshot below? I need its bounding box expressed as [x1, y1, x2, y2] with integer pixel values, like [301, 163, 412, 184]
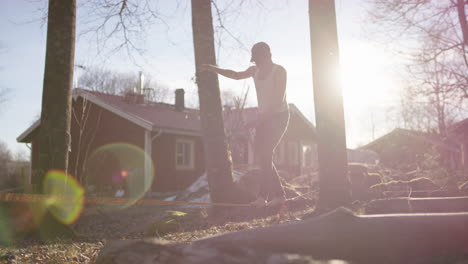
[0, 202, 315, 264]
[1, 165, 466, 263]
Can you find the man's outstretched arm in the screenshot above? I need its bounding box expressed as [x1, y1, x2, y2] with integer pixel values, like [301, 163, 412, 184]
[199, 64, 255, 80]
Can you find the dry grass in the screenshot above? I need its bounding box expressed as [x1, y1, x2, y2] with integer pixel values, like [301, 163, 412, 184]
[0, 203, 312, 264]
[0, 241, 103, 264]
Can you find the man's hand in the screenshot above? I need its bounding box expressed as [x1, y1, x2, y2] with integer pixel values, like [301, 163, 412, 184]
[199, 64, 217, 72]
[199, 64, 254, 80]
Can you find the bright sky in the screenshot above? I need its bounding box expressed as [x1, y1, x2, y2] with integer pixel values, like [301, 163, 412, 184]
[0, 0, 404, 156]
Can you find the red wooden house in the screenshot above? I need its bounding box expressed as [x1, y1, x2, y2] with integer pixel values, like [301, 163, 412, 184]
[223, 104, 318, 176]
[449, 118, 468, 170]
[361, 124, 468, 172]
[17, 88, 318, 193]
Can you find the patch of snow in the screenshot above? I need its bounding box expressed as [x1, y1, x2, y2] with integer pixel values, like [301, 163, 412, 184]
[173, 170, 246, 207]
[173, 173, 211, 207]
[186, 173, 208, 193]
[114, 189, 125, 198]
[164, 195, 177, 201]
[233, 170, 246, 182]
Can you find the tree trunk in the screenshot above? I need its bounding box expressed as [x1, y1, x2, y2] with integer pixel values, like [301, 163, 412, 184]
[457, 0, 468, 46]
[34, 0, 75, 189]
[191, 0, 235, 203]
[308, 0, 351, 210]
[25, 0, 77, 240]
[96, 208, 468, 264]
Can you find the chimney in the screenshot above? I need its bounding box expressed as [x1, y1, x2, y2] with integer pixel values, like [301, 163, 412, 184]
[125, 71, 145, 104]
[175, 88, 185, 111]
[135, 71, 144, 95]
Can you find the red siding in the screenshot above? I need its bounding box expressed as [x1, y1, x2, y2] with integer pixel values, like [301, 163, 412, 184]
[30, 138, 39, 186]
[29, 96, 315, 191]
[280, 113, 316, 175]
[30, 97, 205, 193]
[452, 122, 468, 169]
[228, 112, 317, 176]
[68, 98, 144, 188]
[152, 134, 205, 191]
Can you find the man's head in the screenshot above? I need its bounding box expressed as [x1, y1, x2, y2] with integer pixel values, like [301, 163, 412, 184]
[250, 42, 271, 65]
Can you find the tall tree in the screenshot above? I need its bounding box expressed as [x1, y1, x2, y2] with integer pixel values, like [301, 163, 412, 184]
[399, 56, 463, 136]
[309, 0, 351, 211]
[0, 140, 12, 181]
[35, 0, 76, 188]
[191, 0, 236, 203]
[366, 0, 468, 134]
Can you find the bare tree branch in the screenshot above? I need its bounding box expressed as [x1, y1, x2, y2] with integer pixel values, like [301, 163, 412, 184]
[366, 0, 467, 133]
[78, 0, 178, 64]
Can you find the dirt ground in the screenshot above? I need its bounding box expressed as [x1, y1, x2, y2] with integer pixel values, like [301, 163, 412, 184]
[0, 201, 315, 264]
[2, 198, 468, 264]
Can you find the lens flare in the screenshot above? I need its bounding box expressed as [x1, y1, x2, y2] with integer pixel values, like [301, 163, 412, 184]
[86, 143, 154, 208]
[0, 198, 48, 246]
[0, 204, 13, 246]
[42, 170, 85, 224]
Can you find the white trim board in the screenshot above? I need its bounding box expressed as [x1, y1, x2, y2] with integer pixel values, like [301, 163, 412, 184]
[17, 120, 40, 142]
[74, 89, 153, 130]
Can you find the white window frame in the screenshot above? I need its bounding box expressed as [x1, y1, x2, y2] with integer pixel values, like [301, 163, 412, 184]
[302, 144, 314, 168]
[288, 142, 299, 165]
[175, 138, 195, 170]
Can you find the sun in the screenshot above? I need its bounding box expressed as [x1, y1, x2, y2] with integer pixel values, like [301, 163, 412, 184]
[339, 42, 398, 112]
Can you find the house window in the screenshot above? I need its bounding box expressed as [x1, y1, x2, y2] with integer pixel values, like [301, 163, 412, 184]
[302, 144, 313, 168]
[288, 142, 299, 165]
[175, 139, 195, 170]
[274, 141, 285, 164]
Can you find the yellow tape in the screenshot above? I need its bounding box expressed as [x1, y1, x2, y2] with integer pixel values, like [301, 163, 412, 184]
[0, 193, 251, 207]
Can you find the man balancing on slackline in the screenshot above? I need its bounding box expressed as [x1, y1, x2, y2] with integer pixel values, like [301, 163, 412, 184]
[200, 42, 289, 207]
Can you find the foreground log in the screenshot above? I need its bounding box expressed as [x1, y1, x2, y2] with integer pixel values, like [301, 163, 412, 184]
[96, 208, 468, 264]
[366, 196, 468, 214]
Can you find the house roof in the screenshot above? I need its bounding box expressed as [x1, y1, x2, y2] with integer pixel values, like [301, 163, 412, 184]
[16, 120, 40, 143]
[18, 88, 317, 143]
[223, 104, 317, 137]
[289, 104, 318, 136]
[359, 128, 459, 153]
[73, 89, 202, 134]
[17, 89, 202, 143]
[449, 118, 468, 134]
[360, 128, 432, 150]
